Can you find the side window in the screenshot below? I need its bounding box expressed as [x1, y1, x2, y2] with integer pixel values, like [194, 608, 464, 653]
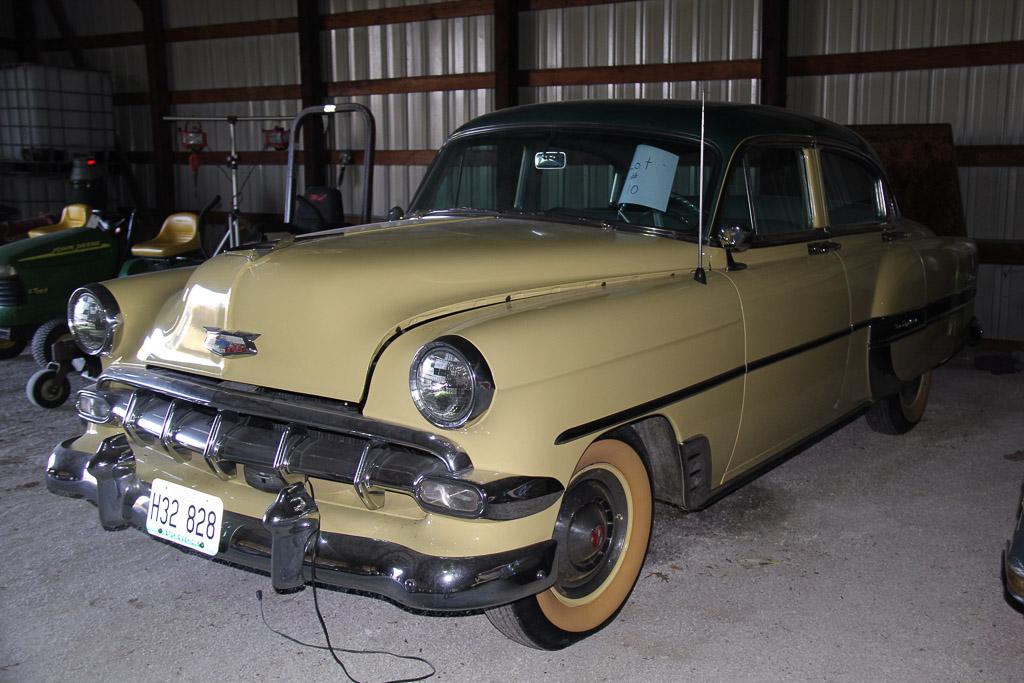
[821, 151, 887, 226]
[716, 146, 812, 239]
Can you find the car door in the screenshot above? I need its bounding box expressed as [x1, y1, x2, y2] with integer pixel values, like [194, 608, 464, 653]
[813, 147, 902, 406]
[717, 143, 852, 477]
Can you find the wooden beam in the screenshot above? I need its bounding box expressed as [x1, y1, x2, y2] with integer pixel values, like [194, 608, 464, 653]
[524, 0, 636, 9]
[297, 0, 326, 188]
[39, 19, 298, 51]
[956, 145, 1024, 167]
[171, 85, 302, 104]
[523, 59, 761, 87]
[167, 17, 296, 42]
[976, 239, 1024, 266]
[327, 72, 494, 96]
[38, 1, 493, 51]
[321, 0, 492, 29]
[759, 0, 788, 107]
[788, 40, 1024, 77]
[125, 149, 437, 166]
[493, 0, 520, 109]
[112, 59, 762, 107]
[137, 0, 174, 215]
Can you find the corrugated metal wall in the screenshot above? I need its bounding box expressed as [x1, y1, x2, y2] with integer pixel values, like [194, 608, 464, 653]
[322, 0, 493, 215]
[788, 0, 1024, 341]
[520, 0, 760, 102]
[5, 0, 1022, 338]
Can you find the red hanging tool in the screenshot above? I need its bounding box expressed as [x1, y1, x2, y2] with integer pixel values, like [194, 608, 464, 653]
[263, 126, 290, 152]
[178, 124, 208, 191]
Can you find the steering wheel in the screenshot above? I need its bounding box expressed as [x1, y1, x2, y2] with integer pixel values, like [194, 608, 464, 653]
[92, 210, 126, 234]
[665, 193, 701, 224]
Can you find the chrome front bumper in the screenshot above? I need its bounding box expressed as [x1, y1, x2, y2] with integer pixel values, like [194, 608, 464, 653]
[45, 435, 557, 612]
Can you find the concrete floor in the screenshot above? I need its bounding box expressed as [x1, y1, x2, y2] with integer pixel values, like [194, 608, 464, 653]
[1, 349, 1022, 682]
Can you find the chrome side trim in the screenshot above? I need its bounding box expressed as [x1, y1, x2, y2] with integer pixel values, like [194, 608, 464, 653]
[100, 365, 470, 472]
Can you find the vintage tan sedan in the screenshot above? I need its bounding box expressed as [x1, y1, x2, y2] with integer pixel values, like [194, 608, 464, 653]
[45, 101, 977, 649]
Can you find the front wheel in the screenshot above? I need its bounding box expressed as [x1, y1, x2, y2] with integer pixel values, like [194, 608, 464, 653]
[865, 370, 932, 435]
[26, 367, 72, 409]
[486, 439, 653, 649]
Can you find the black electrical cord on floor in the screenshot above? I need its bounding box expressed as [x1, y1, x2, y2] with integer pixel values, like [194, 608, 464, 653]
[256, 481, 436, 683]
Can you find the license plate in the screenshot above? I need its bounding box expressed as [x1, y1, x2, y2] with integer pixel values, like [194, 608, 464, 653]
[146, 478, 224, 556]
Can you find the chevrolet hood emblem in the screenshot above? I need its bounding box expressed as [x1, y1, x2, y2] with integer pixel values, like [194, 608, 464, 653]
[203, 327, 260, 357]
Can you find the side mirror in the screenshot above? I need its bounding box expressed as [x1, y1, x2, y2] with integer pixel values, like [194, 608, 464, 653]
[714, 224, 752, 271]
[387, 206, 404, 221]
[717, 224, 752, 252]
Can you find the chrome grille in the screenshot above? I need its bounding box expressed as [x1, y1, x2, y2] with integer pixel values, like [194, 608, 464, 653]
[84, 366, 464, 508]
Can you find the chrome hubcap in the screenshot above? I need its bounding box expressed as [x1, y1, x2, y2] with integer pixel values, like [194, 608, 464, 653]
[553, 469, 628, 599]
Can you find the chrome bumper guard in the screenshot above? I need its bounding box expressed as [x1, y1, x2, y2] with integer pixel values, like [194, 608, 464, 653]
[45, 436, 558, 610]
[78, 366, 562, 521]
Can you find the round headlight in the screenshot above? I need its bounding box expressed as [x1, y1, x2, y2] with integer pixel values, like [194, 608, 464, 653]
[67, 285, 121, 355]
[410, 337, 494, 429]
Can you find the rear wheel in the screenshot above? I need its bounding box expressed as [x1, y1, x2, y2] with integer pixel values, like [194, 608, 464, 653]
[866, 370, 932, 435]
[0, 338, 27, 359]
[486, 439, 652, 649]
[30, 319, 71, 367]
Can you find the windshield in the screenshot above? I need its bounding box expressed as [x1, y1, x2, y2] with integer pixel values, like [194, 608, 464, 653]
[410, 128, 716, 237]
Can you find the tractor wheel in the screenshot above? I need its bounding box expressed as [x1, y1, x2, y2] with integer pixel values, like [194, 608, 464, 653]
[0, 338, 27, 360]
[31, 319, 71, 367]
[26, 367, 72, 409]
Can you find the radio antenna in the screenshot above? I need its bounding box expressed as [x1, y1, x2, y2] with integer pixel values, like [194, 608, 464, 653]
[693, 89, 707, 285]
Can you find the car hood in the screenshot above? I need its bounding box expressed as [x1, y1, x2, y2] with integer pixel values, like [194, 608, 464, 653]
[137, 215, 688, 402]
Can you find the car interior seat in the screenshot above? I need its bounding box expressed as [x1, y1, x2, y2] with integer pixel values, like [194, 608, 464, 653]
[131, 213, 201, 258]
[27, 204, 92, 238]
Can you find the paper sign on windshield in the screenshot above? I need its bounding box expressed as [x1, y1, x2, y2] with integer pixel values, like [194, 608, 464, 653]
[617, 144, 679, 212]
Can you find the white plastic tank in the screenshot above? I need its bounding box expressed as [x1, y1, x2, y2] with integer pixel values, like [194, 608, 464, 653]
[0, 64, 115, 161]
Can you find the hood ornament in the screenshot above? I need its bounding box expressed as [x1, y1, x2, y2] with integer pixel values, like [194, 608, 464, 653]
[203, 327, 260, 357]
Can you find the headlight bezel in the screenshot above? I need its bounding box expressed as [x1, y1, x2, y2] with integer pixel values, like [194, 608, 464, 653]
[0, 264, 16, 278]
[67, 284, 122, 356]
[409, 336, 495, 430]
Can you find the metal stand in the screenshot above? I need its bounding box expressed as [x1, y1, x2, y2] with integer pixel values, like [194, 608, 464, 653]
[163, 114, 292, 253]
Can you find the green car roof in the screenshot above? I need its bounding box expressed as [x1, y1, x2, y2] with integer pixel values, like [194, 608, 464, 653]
[453, 99, 874, 161]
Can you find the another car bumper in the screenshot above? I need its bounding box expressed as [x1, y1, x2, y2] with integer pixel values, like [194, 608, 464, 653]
[1005, 507, 1024, 607]
[44, 435, 557, 612]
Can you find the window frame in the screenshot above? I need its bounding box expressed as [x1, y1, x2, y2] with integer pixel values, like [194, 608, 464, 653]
[816, 145, 897, 234]
[712, 138, 820, 247]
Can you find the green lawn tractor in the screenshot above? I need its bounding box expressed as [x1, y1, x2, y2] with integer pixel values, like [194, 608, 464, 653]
[1, 197, 217, 370]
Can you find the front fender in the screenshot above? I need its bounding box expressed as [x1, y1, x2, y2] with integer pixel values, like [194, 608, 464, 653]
[101, 267, 197, 366]
[363, 270, 744, 487]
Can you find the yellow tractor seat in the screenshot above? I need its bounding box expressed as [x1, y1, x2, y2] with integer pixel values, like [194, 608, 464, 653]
[131, 212, 201, 258]
[28, 204, 91, 238]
